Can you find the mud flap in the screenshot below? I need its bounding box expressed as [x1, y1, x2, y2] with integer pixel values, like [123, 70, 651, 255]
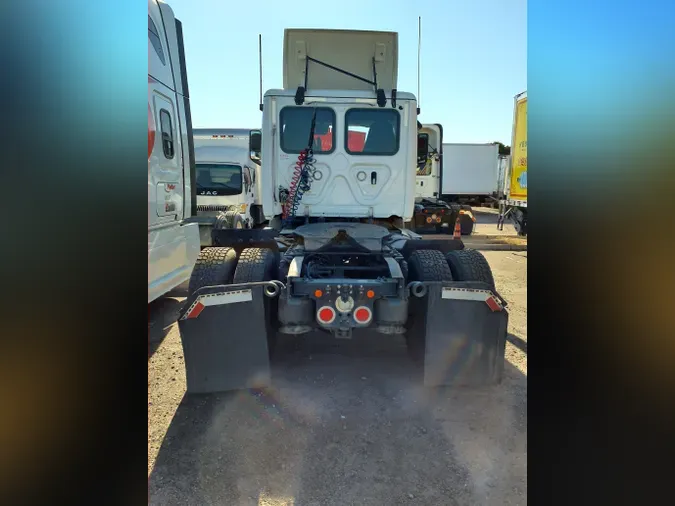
[420, 281, 508, 387]
[177, 283, 274, 393]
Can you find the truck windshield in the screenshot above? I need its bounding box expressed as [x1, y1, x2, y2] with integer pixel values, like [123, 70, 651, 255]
[195, 163, 242, 195]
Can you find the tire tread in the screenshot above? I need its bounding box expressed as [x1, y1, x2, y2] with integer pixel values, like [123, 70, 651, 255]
[233, 247, 276, 283]
[188, 247, 237, 295]
[445, 249, 496, 290]
[407, 249, 453, 281]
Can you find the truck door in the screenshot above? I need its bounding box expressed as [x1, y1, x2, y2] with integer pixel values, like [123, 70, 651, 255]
[149, 90, 185, 226]
[148, 8, 185, 229]
[415, 124, 442, 199]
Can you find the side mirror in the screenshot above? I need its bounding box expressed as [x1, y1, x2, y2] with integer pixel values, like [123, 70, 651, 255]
[249, 130, 262, 161]
[417, 134, 429, 165]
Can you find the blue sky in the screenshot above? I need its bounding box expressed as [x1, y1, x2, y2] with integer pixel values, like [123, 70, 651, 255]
[169, 0, 526, 145]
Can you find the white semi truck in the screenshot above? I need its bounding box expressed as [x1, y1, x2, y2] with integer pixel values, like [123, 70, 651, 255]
[147, 0, 200, 303]
[407, 124, 466, 235]
[191, 128, 265, 247]
[177, 29, 509, 393]
[412, 129, 499, 235]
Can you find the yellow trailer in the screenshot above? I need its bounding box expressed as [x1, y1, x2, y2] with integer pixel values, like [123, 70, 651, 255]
[498, 91, 527, 236]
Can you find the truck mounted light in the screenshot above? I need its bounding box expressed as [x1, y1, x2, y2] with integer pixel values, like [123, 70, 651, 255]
[317, 306, 336, 324]
[353, 306, 373, 324]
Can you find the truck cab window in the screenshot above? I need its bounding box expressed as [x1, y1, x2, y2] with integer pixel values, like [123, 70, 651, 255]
[159, 109, 174, 158]
[148, 16, 166, 65]
[280, 107, 335, 154]
[346, 109, 400, 156]
[196, 164, 243, 196]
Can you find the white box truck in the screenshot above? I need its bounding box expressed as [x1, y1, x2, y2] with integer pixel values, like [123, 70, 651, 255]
[176, 28, 509, 393]
[441, 143, 500, 200]
[147, 0, 200, 303]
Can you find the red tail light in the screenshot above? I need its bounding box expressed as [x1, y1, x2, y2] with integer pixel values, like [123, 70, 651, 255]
[353, 306, 373, 324]
[317, 306, 336, 324]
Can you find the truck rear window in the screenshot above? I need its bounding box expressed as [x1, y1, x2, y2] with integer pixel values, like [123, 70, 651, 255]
[196, 163, 242, 195]
[280, 107, 335, 154]
[346, 109, 400, 156]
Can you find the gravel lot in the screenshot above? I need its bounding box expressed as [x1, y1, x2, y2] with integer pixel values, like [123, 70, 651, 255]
[471, 207, 518, 237]
[148, 251, 527, 505]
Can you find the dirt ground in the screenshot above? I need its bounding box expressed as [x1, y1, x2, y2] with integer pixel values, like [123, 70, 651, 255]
[148, 251, 527, 505]
[470, 207, 518, 237]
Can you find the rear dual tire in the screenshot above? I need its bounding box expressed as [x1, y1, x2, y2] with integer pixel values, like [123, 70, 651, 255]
[188, 247, 237, 295]
[405, 250, 452, 362]
[232, 248, 279, 356]
[445, 249, 496, 291]
[232, 247, 277, 283]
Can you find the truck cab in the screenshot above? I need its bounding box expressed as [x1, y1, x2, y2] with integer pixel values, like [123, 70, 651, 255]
[147, 0, 200, 303]
[261, 29, 417, 228]
[192, 129, 264, 246]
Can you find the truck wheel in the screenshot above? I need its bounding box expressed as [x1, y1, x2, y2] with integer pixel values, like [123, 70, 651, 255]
[407, 249, 453, 282]
[218, 208, 243, 229]
[405, 250, 451, 363]
[445, 249, 496, 291]
[233, 213, 245, 229]
[460, 214, 474, 235]
[188, 247, 237, 296]
[232, 248, 279, 356]
[233, 248, 277, 283]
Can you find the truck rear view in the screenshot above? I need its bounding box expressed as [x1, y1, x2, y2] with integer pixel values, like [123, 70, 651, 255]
[176, 28, 509, 393]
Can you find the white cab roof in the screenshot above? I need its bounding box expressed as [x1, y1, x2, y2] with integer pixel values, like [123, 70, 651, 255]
[283, 29, 398, 92]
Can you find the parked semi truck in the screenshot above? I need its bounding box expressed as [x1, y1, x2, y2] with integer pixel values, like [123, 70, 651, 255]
[177, 28, 508, 393]
[499, 91, 527, 236]
[147, 0, 200, 303]
[190, 128, 265, 247]
[413, 132, 499, 235]
[407, 124, 465, 234]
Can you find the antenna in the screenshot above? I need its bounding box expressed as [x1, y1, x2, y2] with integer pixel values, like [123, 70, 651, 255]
[417, 16, 421, 115]
[258, 34, 263, 112]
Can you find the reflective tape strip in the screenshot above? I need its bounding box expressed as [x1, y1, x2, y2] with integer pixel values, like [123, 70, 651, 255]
[181, 289, 253, 320]
[441, 287, 503, 311]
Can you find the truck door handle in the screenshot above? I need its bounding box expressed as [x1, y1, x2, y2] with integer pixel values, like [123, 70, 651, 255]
[371, 171, 377, 185]
[162, 132, 174, 157]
